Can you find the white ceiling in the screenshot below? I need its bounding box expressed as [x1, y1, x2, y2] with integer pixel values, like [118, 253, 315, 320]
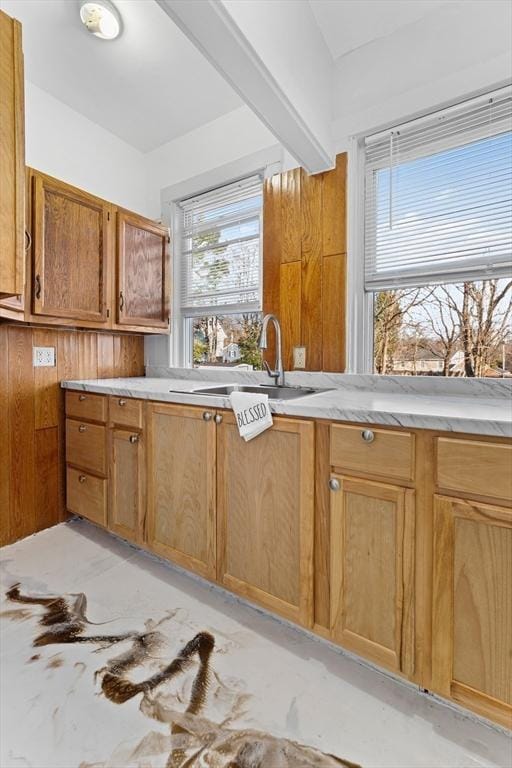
[309, 0, 450, 60]
[0, 0, 242, 153]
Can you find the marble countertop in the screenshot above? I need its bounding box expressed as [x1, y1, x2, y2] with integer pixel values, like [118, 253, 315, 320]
[62, 376, 512, 437]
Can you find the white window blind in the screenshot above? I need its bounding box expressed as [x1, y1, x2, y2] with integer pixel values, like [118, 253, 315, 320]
[364, 86, 512, 290]
[178, 175, 263, 317]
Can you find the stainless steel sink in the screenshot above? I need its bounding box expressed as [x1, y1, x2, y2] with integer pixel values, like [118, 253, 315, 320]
[187, 384, 328, 400]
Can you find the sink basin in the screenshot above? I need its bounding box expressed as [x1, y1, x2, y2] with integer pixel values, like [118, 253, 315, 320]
[187, 384, 327, 400]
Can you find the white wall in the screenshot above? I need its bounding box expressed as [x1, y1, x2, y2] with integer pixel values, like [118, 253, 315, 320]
[144, 105, 281, 217]
[332, 0, 512, 146]
[25, 82, 150, 215]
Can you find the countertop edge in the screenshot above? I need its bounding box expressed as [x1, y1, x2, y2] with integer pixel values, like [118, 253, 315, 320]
[61, 380, 512, 439]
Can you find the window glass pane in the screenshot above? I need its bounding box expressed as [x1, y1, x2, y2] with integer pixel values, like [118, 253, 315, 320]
[192, 313, 263, 370]
[373, 279, 512, 376]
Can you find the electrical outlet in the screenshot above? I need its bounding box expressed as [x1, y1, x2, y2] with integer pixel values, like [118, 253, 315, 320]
[33, 346, 56, 367]
[293, 346, 306, 369]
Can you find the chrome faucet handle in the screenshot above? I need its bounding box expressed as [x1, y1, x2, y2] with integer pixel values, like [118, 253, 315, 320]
[263, 359, 279, 384]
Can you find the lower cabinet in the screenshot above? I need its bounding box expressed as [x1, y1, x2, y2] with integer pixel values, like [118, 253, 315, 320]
[432, 495, 512, 728]
[109, 428, 145, 544]
[330, 476, 415, 677]
[67, 467, 107, 527]
[216, 413, 315, 627]
[146, 403, 217, 580]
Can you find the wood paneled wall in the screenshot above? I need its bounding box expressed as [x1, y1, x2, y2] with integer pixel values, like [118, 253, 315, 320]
[0, 325, 144, 546]
[263, 153, 347, 371]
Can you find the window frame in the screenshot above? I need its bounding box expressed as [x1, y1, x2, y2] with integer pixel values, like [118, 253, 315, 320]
[351, 86, 512, 374]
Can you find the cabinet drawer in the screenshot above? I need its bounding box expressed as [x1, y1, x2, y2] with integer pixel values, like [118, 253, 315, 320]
[109, 396, 143, 428]
[66, 419, 106, 475]
[330, 424, 414, 482]
[67, 467, 107, 526]
[66, 391, 107, 423]
[437, 438, 512, 502]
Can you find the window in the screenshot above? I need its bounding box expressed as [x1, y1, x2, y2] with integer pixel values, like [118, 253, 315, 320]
[177, 175, 263, 369]
[364, 87, 512, 376]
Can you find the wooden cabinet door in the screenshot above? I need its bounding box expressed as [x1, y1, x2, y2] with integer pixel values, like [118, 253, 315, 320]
[109, 428, 145, 544]
[31, 172, 110, 323]
[330, 476, 415, 677]
[116, 209, 169, 330]
[146, 404, 216, 579]
[0, 10, 24, 298]
[432, 495, 512, 728]
[217, 413, 315, 627]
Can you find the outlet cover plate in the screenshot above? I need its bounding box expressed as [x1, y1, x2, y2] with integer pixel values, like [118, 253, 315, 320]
[33, 346, 56, 367]
[293, 346, 306, 369]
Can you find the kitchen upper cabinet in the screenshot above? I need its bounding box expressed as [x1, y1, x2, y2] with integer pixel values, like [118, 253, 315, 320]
[146, 403, 217, 579]
[432, 495, 512, 728]
[109, 427, 145, 544]
[0, 10, 25, 298]
[31, 171, 110, 323]
[330, 476, 415, 678]
[115, 209, 170, 330]
[217, 413, 315, 626]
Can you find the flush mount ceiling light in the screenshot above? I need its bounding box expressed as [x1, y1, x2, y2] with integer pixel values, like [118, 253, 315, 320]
[79, 0, 122, 40]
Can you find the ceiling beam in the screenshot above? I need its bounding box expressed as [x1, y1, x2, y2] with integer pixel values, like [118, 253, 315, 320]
[156, 0, 335, 173]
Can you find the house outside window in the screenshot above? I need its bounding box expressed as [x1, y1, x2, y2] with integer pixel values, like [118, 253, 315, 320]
[363, 87, 512, 377]
[177, 176, 263, 370]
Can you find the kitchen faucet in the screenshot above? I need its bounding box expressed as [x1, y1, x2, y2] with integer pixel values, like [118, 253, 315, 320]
[258, 313, 285, 387]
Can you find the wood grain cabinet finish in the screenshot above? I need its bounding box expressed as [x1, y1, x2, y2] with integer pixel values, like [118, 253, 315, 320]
[146, 403, 217, 579]
[330, 476, 415, 677]
[330, 424, 415, 483]
[217, 413, 315, 627]
[0, 10, 24, 298]
[432, 495, 512, 728]
[115, 209, 170, 330]
[65, 391, 107, 423]
[109, 395, 143, 429]
[109, 428, 145, 543]
[436, 438, 512, 503]
[67, 467, 107, 527]
[65, 418, 107, 476]
[31, 172, 110, 323]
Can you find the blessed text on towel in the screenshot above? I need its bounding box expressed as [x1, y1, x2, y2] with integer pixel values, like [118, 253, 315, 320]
[236, 401, 270, 429]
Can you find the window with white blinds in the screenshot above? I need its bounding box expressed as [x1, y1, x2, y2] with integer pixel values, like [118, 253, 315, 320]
[178, 175, 263, 316]
[364, 87, 512, 291]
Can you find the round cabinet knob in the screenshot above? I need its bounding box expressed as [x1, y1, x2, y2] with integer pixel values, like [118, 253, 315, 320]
[203, 411, 213, 421]
[78, 394, 86, 402]
[129, 434, 139, 444]
[214, 413, 223, 424]
[361, 429, 375, 443]
[78, 424, 87, 433]
[118, 399, 126, 406]
[78, 475, 86, 484]
[329, 477, 341, 492]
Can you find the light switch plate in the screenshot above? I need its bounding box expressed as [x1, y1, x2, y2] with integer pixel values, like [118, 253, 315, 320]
[293, 346, 306, 369]
[33, 346, 56, 367]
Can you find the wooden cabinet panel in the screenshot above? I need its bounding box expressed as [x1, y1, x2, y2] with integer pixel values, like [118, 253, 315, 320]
[217, 414, 315, 626]
[65, 418, 106, 476]
[67, 467, 107, 527]
[437, 438, 512, 503]
[109, 395, 143, 429]
[146, 403, 216, 579]
[116, 209, 169, 329]
[65, 391, 107, 423]
[109, 428, 144, 543]
[0, 10, 24, 298]
[330, 476, 415, 677]
[31, 172, 110, 323]
[432, 495, 512, 727]
[263, 153, 347, 372]
[330, 424, 414, 482]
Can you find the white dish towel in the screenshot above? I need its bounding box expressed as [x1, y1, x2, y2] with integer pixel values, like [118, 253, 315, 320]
[229, 391, 273, 441]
